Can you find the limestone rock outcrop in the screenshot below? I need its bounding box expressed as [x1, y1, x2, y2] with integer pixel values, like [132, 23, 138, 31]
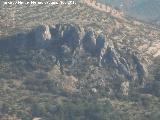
[0, 23, 154, 87]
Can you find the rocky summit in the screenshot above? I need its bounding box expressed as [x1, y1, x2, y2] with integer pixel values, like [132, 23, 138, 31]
[0, 0, 160, 120]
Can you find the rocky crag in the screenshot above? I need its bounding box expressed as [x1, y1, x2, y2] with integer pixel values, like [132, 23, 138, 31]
[0, 0, 160, 119]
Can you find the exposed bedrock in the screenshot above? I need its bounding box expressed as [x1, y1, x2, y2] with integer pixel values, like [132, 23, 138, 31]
[0, 23, 148, 84]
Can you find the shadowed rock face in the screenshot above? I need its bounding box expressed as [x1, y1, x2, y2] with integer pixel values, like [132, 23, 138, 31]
[100, 46, 147, 81]
[96, 34, 105, 51]
[132, 53, 146, 84]
[48, 24, 83, 74]
[102, 47, 120, 68]
[82, 29, 97, 55]
[96, 34, 106, 66]
[50, 24, 82, 54]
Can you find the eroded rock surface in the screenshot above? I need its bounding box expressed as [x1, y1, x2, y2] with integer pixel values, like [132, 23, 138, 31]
[0, 23, 159, 96]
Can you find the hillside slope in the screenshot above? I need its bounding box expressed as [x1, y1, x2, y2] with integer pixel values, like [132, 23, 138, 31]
[99, 0, 160, 25]
[0, 0, 160, 120]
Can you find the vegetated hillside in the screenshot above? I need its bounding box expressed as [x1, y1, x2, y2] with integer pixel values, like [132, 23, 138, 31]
[99, 0, 160, 25]
[0, 0, 160, 120]
[128, 0, 160, 23]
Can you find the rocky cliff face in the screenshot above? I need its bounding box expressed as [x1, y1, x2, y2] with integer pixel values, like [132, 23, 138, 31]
[1, 22, 159, 97]
[1, 1, 160, 119]
[34, 23, 152, 84]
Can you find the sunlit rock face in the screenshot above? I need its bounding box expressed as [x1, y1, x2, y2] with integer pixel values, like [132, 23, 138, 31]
[34, 25, 51, 48]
